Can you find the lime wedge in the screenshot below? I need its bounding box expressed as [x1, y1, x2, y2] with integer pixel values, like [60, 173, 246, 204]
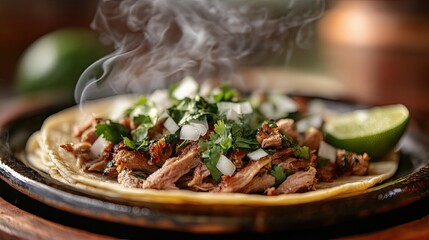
[323, 104, 410, 159]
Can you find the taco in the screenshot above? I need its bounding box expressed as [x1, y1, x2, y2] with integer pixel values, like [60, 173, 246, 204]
[24, 78, 400, 206]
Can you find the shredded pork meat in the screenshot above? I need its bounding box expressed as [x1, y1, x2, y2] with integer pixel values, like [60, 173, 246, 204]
[301, 127, 323, 151]
[241, 173, 275, 194]
[215, 155, 272, 193]
[276, 119, 299, 140]
[118, 169, 144, 188]
[63, 104, 371, 196]
[187, 163, 214, 191]
[271, 167, 317, 195]
[256, 122, 283, 149]
[142, 144, 201, 190]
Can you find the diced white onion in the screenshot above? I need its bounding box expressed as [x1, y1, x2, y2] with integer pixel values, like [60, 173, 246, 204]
[108, 97, 135, 121]
[180, 124, 200, 141]
[318, 141, 337, 163]
[296, 115, 322, 133]
[179, 118, 209, 140]
[163, 117, 179, 134]
[199, 81, 216, 99]
[308, 99, 327, 115]
[259, 102, 277, 120]
[240, 102, 253, 114]
[158, 110, 168, 120]
[217, 101, 253, 118]
[225, 109, 240, 121]
[247, 148, 268, 161]
[189, 118, 208, 136]
[217, 102, 240, 113]
[130, 104, 158, 124]
[149, 89, 171, 112]
[216, 155, 236, 176]
[173, 76, 199, 100]
[270, 93, 298, 113]
[260, 93, 298, 119]
[90, 136, 110, 158]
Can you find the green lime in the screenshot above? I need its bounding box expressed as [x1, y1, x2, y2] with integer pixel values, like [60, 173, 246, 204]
[15, 28, 109, 97]
[323, 104, 410, 159]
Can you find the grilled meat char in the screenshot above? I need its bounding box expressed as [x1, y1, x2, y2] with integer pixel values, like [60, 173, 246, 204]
[113, 148, 159, 175]
[336, 150, 370, 176]
[148, 137, 174, 167]
[256, 122, 283, 149]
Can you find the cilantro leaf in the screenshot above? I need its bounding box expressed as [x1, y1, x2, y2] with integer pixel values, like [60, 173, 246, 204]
[268, 165, 287, 187]
[133, 114, 154, 126]
[316, 157, 330, 169]
[281, 135, 310, 160]
[167, 96, 217, 126]
[281, 135, 297, 148]
[131, 124, 152, 143]
[130, 115, 156, 143]
[125, 97, 158, 143]
[199, 140, 223, 182]
[213, 83, 236, 102]
[234, 137, 259, 150]
[124, 96, 148, 116]
[229, 120, 259, 151]
[95, 121, 129, 143]
[123, 136, 151, 151]
[198, 120, 235, 182]
[213, 120, 233, 150]
[164, 134, 177, 144]
[167, 82, 180, 100]
[133, 173, 148, 180]
[294, 145, 310, 160]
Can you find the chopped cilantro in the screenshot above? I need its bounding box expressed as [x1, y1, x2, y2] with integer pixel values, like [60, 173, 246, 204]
[126, 98, 158, 143]
[123, 136, 138, 149]
[269, 165, 287, 187]
[294, 145, 310, 160]
[133, 173, 148, 180]
[95, 121, 129, 143]
[123, 136, 150, 151]
[167, 96, 217, 126]
[167, 82, 180, 100]
[164, 134, 177, 144]
[280, 134, 309, 160]
[199, 141, 223, 182]
[213, 83, 236, 102]
[234, 137, 259, 150]
[316, 157, 330, 169]
[123, 96, 148, 116]
[281, 135, 296, 148]
[230, 120, 259, 151]
[213, 120, 233, 150]
[199, 120, 233, 181]
[199, 119, 260, 181]
[131, 122, 153, 143]
[176, 140, 189, 150]
[268, 122, 278, 128]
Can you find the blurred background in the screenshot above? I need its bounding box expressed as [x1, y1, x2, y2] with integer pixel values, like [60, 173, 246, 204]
[0, 0, 100, 95]
[0, 0, 428, 130]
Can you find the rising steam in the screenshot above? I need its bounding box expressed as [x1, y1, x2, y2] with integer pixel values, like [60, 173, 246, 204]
[75, 0, 325, 104]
